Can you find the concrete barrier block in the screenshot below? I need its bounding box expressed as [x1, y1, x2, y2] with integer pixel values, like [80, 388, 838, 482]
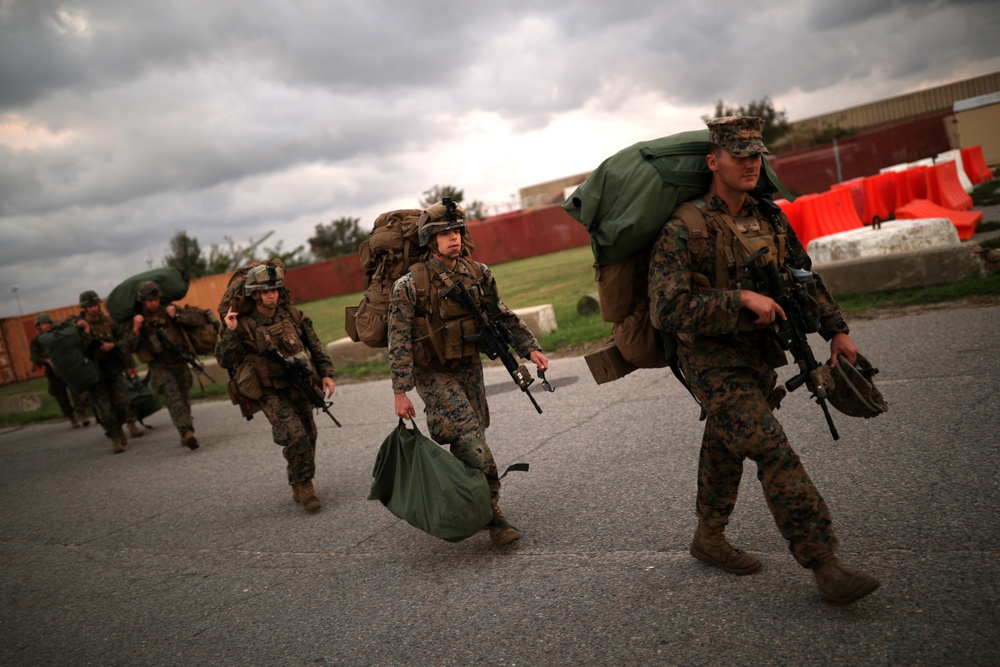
[815, 245, 983, 295]
[0, 392, 44, 415]
[514, 304, 557, 336]
[327, 337, 388, 367]
[809, 218, 960, 265]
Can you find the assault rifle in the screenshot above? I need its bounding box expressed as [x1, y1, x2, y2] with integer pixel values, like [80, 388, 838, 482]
[440, 279, 544, 414]
[152, 325, 214, 389]
[262, 347, 342, 427]
[738, 246, 839, 441]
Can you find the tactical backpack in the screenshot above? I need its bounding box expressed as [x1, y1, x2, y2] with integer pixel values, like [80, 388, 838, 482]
[178, 306, 221, 355]
[37, 320, 101, 394]
[346, 209, 424, 347]
[562, 129, 792, 384]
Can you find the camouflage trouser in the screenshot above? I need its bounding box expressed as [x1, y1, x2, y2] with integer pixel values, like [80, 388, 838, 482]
[415, 361, 501, 497]
[682, 359, 837, 568]
[149, 359, 193, 435]
[89, 373, 130, 438]
[46, 372, 76, 418]
[259, 390, 318, 486]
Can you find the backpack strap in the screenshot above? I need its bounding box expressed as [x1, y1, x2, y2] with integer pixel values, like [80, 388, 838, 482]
[410, 263, 430, 316]
[673, 199, 710, 260]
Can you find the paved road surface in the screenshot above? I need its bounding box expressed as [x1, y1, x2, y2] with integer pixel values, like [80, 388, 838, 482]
[2, 305, 998, 666]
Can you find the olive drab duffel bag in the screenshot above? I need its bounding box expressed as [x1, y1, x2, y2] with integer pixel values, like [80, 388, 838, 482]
[368, 419, 527, 543]
[126, 370, 162, 424]
[106, 267, 190, 323]
[37, 320, 100, 394]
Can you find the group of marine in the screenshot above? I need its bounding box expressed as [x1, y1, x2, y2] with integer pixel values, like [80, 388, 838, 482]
[28, 116, 885, 606]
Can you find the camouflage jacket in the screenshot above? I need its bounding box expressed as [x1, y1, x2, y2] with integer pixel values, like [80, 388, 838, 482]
[119, 302, 202, 364]
[388, 256, 541, 394]
[648, 192, 849, 370]
[77, 311, 127, 375]
[216, 304, 334, 387]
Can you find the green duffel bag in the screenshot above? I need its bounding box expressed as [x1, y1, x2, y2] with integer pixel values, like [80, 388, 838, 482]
[562, 129, 792, 266]
[126, 371, 162, 423]
[37, 320, 100, 394]
[368, 419, 528, 543]
[106, 267, 190, 323]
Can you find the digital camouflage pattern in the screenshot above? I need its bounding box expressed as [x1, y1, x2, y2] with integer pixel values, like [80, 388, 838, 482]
[707, 115, 770, 158]
[78, 311, 130, 439]
[649, 191, 848, 567]
[389, 257, 541, 498]
[216, 305, 335, 485]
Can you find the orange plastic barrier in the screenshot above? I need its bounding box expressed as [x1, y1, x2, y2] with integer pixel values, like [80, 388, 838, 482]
[893, 169, 916, 209]
[925, 161, 973, 211]
[905, 165, 929, 201]
[960, 145, 994, 185]
[795, 188, 863, 251]
[831, 179, 864, 220]
[860, 172, 897, 224]
[895, 199, 983, 241]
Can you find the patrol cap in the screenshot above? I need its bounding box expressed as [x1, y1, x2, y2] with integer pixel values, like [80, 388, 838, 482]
[35, 312, 53, 326]
[79, 290, 101, 307]
[418, 199, 467, 247]
[136, 281, 161, 301]
[707, 115, 769, 158]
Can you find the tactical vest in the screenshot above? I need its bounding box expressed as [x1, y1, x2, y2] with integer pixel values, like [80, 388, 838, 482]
[410, 257, 487, 369]
[83, 313, 126, 370]
[135, 306, 189, 363]
[675, 198, 786, 292]
[237, 305, 313, 391]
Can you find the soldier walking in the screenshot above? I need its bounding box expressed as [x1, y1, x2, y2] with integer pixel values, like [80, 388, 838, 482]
[29, 312, 90, 428]
[75, 290, 133, 454]
[648, 116, 881, 604]
[389, 200, 549, 546]
[216, 263, 336, 512]
[120, 281, 201, 450]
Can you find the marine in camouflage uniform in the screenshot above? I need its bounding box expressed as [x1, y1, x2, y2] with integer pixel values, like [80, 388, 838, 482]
[29, 312, 90, 428]
[389, 200, 549, 546]
[75, 290, 132, 453]
[120, 281, 201, 450]
[216, 262, 336, 512]
[648, 116, 880, 605]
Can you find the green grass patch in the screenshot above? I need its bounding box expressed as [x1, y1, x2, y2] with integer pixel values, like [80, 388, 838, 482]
[837, 272, 1000, 313]
[972, 179, 1000, 207]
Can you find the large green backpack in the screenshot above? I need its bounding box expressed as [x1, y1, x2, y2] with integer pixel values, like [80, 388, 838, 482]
[37, 320, 100, 394]
[106, 267, 190, 323]
[563, 129, 792, 383]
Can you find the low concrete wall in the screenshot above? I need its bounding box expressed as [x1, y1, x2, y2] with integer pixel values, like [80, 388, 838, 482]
[815, 244, 984, 295]
[0, 392, 43, 415]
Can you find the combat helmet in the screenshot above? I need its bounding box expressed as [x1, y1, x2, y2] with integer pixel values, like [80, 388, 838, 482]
[79, 290, 101, 307]
[35, 313, 53, 326]
[136, 281, 161, 301]
[824, 353, 888, 419]
[418, 197, 467, 248]
[243, 263, 285, 296]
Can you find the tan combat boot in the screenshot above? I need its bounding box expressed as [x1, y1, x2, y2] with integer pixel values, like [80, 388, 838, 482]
[111, 430, 127, 454]
[181, 430, 200, 450]
[812, 555, 880, 605]
[128, 421, 145, 438]
[488, 498, 521, 546]
[690, 521, 762, 575]
[295, 481, 321, 512]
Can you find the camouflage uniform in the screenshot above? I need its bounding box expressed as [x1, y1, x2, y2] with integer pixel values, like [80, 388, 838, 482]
[77, 310, 131, 443]
[29, 333, 88, 424]
[216, 305, 335, 489]
[649, 183, 850, 567]
[388, 256, 541, 505]
[120, 302, 200, 441]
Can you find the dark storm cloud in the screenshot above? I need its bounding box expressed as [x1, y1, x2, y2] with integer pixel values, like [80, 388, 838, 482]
[1, 0, 998, 317]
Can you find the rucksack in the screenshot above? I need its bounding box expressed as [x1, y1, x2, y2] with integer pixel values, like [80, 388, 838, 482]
[563, 130, 792, 384]
[37, 320, 100, 394]
[346, 209, 424, 347]
[106, 267, 190, 323]
[126, 370, 162, 423]
[177, 306, 221, 355]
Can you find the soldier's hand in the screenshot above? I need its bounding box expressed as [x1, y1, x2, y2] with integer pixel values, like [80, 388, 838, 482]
[76, 319, 89, 332]
[99, 341, 115, 353]
[829, 333, 858, 367]
[321, 376, 336, 398]
[224, 307, 239, 331]
[394, 392, 416, 419]
[166, 304, 177, 318]
[132, 314, 144, 334]
[740, 289, 786, 325]
[529, 350, 549, 372]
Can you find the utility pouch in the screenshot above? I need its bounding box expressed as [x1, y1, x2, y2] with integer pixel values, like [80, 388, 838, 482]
[235, 362, 264, 401]
[442, 319, 478, 360]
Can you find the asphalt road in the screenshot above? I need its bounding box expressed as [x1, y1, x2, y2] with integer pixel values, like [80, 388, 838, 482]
[2, 304, 999, 667]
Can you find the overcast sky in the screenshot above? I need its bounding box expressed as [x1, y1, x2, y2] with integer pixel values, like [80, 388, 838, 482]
[2, 0, 999, 318]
